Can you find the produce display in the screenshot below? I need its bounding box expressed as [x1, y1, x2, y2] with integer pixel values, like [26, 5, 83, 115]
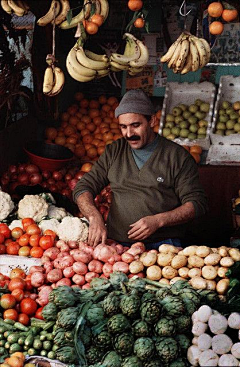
[207, 1, 238, 36]
[213, 100, 240, 136]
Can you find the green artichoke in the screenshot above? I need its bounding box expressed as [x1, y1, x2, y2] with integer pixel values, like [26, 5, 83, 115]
[154, 316, 176, 337]
[42, 302, 58, 321]
[120, 294, 141, 318]
[143, 359, 163, 367]
[57, 306, 79, 330]
[56, 345, 78, 363]
[170, 280, 191, 295]
[110, 272, 129, 289]
[197, 289, 219, 307]
[180, 288, 201, 306]
[175, 315, 191, 333]
[103, 291, 122, 316]
[86, 303, 105, 325]
[113, 332, 134, 357]
[101, 351, 122, 367]
[175, 334, 191, 354]
[160, 296, 185, 317]
[107, 314, 131, 335]
[141, 292, 156, 303]
[133, 337, 155, 361]
[155, 337, 179, 364]
[94, 330, 112, 350]
[86, 346, 105, 365]
[155, 287, 173, 300]
[140, 300, 161, 324]
[169, 358, 189, 367]
[81, 325, 92, 347]
[49, 286, 78, 309]
[122, 356, 143, 367]
[53, 328, 65, 347]
[132, 320, 151, 338]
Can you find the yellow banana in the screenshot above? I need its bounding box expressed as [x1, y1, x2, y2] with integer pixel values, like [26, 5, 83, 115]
[128, 66, 143, 75]
[111, 38, 140, 66]
[16, 0, 28, 12]
[168, 37, 185, 70]
[99, 0, 109, 22]
[59, 0, 91, 29]
[181, 52, 192, 74]
[37, 0, 61, 26]
[96, 69, 110, 78]
[47, 67, 65, 96]
[85, 49, 109, 62]
[66, 58, 95, 82]
[67, 47, 97, 78]
[191, 36, 208, 69]
[160, 33, 185, 63]
[76, 47, 109, 70]
[189, 37, 200, 72]
[43, 66, 54, 95]
[54, 0, 70, 25]
[199, 38, 211, 64]
[110, 60, 129, 71]
[1, 0, 12, 14]
[129, 39, 149, 68]
[175, 37, 190, 72]
[8, 0, 25, 16]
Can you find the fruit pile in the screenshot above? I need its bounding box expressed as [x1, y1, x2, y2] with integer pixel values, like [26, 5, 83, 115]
[207, 1, 238, 36]
[214, 100, 240, 136]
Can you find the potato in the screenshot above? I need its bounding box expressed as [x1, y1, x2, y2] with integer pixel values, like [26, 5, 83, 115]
[161, 266, 178, 279]
[158, 244, 179, 254]
[195, 246, 211, 258]
[206, 280, 216, 290]
[204, 253, 221, 266]
[171, 255, 188, 269]
[170, 277, 186, 285]
[188, 255, 205, 268]
[177, 250, 184, 255]
[129, 260, 144, 274]
[229, 248, 240, 261]
[141, 252, 157, 267]
[146, 265, 161, 280]
[182, 246, 198, 256]
[220, 257, 234, 267]
[159, 278, 170, 285]
[189, 276, 207, 290]
[218, 246, 229, 257]
[211, 248, 218, 253]
[178, 267, 189, 278]
[217, 267, 229, 278]
[202, 265, 217, 280]
[157, 253, 175, 267]
[188, 268, 202, 278]
[216, 278, 229, 295]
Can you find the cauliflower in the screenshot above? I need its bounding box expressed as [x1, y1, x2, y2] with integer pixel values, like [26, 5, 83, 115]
[9, 219, 23, 230]
[57, 216, 88, 242]
[39, 218, 60, 234]
[0, 190, 15, 221]
[18, 195, 49, 222]
[48, 205, 68, 220]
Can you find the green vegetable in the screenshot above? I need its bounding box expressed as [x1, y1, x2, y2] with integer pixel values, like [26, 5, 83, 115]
[160, 296, 185, 317]
[101, 351, 122, 367]
[94, 330, 112, 350]
[9, 342, 22, 353]
[24, 333, 34, 347]
[74, 301, 92, 366]
[169, 357, 189, 367]
[33, 338, 42, 349]
[140, 299, 161, 324]
[132, 320, 151, 338]
[56, 345, 78, 364]
[175, 334, 191, 354]
[7, 333, 21, 344]
[109, 272, 129, 289]
[133, 337, 155, 361]
[102, 291, 122, 316]
[42, 302, 58, 321]
[122, 356, 143, 367]
[17, 336, 26, 345]
[143, 359, 163, 367]
[86, 303, 105, 324]
[4, 319, 15, 325]
[155, 316, 176, 337]
[27, 348, 36, 356]
[48, 350, 56, 359]
[49, 286, 78, 309]
[107, 314, 131, 335]
[113, 332, 134, 357]
[85, 345, 105, 365]
[155, 337, 179, 364]
[57, 306, 80, 330]
[175, 315, 191, 333]
[40, 350, 48, 356]
[43, 340, 52, 350]
[120, 294, 141, 318]
[14, 322, 29, 332]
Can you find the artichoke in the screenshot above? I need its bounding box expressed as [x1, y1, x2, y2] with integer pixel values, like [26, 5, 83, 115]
[175, 334, 191, 354]
[175, 315, 191, 333]
[110, 272, 129, 289]
[53, 328, 65, 346]
[42, 302, 58, 321]
[113, 332, 134, 357]
[180, 296, 198, 316]
[86, 303, 105, 325]
[170, 280, 191, 295]
[86, 346, 105, 365]
[154, 316, 176, 337]
[81, 325, 92, 347]
[107, 314, 131, 335]
[169, 358, 189, 367]
[101, 351, 122, 367]
[103, 291, 122, 316]
[94, 330, 112, 350]
[122, 356, 143, 367]
[180, 288, 201, 307]
[155, 337, 179, 364]
[57, 306, 79, 330]
[132, 320, 151, 337]
[161, 296, 185, 317]
[140, 300, 161, 324]
[143, 360, 163, 367]
[49, 286, 78, 309]
[133, 337, 155, 361]
[197, 289, 219, 307]
[56, 345, 78, 363]
[120, 294, 141, 318]
[141, 292, 156, 303]
[155, 287, 173, 300]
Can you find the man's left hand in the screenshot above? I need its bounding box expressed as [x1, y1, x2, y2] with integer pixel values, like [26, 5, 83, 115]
[127, 215, 160, 240]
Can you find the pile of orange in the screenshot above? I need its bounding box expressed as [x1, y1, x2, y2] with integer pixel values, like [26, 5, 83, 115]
[182, 145, 203, 164]
[208, 2, 238, 35]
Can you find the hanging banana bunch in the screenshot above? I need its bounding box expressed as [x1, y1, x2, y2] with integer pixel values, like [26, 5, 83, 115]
[160, 32, 211, 74]
[37, 0, 70, 27]
[43, 61, 65, 97]
[1, 0, 29, 16]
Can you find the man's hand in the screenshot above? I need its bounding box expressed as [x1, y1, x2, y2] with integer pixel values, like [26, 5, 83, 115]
[88, 214, 107, 247]
[128, 215, 160, 240]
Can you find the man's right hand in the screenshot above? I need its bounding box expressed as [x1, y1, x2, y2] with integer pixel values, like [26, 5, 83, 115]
[88, 214, 107, 247]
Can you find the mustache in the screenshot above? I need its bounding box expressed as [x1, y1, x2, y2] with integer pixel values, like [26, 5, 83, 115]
[126, 135, 140, 141]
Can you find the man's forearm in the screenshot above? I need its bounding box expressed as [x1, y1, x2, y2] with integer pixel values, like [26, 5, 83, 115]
[156, 202, 195, 228]
[76, 191, 100, 220]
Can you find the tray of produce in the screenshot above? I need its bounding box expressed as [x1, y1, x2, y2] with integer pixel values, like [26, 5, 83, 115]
[159, 81, 216, 150]
[210, 75, 240, 145]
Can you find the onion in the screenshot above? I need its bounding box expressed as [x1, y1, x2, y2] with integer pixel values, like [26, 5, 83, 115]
[25, 164, 39, 174]
[18, 164, 26, 173]
[42, 170, 51, 179]
[47, 178, 56, 186]
[64, 173, 73, 181]
[61, 188, 71, 197]
[74, 171, 85, 180]
[49, 184, 58, 193]
[8, 165, 17, 174]
[52, 171, 63, 181]
[30, 173, 42, 185]
[68, 179, 78, 190]
[17, 173, 29, 185]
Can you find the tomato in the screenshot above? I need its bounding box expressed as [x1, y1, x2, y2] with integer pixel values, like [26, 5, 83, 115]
[39, 235, 54, 250]
[3, 308, 18, 321]
[29, 234, 40, 247]
[0, 223, 11, 238]
[44, 229, 57, 240]
[22, 218, 35, 231]
[18, 246, 31, 257]
[20, 298, 37, 316]
[11, 227, 24, 239]
[0, 294, 16, 309]
[35, 307, 44, 320]
[18, 313, 30, 326]
[26, 224, 41, 236]
[8, 277, 25, 292]
[5, 238, 13, 245]
[0, 244, 6, 254]
[18, 233, 30, 247]
[10, 268, 26, 279]
[0, 233, 5, 243]
[30, 246, 44, 258]
[11, 289, 24, 302]
[6, 242, 20, 255]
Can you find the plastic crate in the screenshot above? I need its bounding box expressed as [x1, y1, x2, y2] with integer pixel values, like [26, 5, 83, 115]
[211, 75, 240, 145]
[159, 81, 216, 150]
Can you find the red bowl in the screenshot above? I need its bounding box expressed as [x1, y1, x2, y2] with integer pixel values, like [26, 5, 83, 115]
[24, 141, 74, 172]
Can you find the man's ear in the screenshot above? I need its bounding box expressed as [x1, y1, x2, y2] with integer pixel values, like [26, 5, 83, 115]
[150, 115, 157, 128]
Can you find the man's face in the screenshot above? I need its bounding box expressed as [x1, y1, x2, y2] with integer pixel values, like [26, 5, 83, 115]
[118, 113, 156, 149]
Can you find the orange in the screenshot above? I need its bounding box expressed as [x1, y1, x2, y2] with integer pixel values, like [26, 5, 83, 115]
[82, 115, 92, 124]
[67, 105, 78, 115]
[93, 116, 102, 125]
[81, 128, 91, 137]
[103, 117, 112, 124]
[128, 0, 143, 11]
[80, 99, 89, 108]
[64, 125, 76, 136]
[191, 152, 201, 164]
[83, 20, 99, 35]
[134, 17, 145, 28]
[65, 143, 75, 152]
[61, 112, 70, 121]
[10, 353, 24, 362]
[97, 146, 105, 155]
[94, 133, 103, 140]
[89, 109, 100, 119]
[66, 136, 77, 145]
[99, 95, 107, 104]
[221, 9, 238, 22]
[79, 107, 88, 115]
[82, 134, 93, 144]
[105, 139, 114, 145]
[10, 268, 26, 279]
[74, 92, 84, 101]
[76, 122, 86, 131]
[107, 96, 118, 106]
[156, 110, 162, 119]
[92, 138, 102, 147]
[5, 356, 23, 367]
[103, 131, 113, 142]
[69, 116, 80, 126]
[113, 133, 123, 140]
[100, 127, 110, 134]
[207, 2, 223, 17]
[86, 122, 96, 132]
[209, 21, 224, 35]
[75, 145, 86, 158]
[102, 104, 111, 112]
[89, 99, 100, 109]
[111, 128, 121, 134]
[91, 13, 104, 26]
[81, 162, 93, 172]
[190, 145, 202, 154]
[45, 127, 57, 140]
[87, 147, 98, 159]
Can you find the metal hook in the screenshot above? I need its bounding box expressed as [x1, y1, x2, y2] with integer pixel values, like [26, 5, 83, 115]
[179, 0, 192, 16]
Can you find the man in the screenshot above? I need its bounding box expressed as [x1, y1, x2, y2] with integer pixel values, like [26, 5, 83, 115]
[73, 89, 208, 249]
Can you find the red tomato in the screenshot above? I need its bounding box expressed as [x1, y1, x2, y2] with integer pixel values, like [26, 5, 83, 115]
[39, 235, 54, 250]
[11, 289, 24, 302]
[3, 308, 18, 321]
[30, 246, 44, 258]
[10, 268, 26, 279]
[6, 242, 20, 255]
[29, 234, 40, 247]
[0, 244, 6, 254]
[0, 223, 11, 238]
[0, 294, 16, 309]
[24, 275, 33, 291]
[18, 246, 31, 257]
[35, 307, 44, 320]
[44, 229, 57, 240]
[26, 224, 41, 236]
[0, 233, 5, 244]
[22, 218, 35, 231]
[18, 234, 30, 247]
[11, 227, 24, 239]
[20, 298, 37, 316]
[8, 277, 25, 292]
[18, 313, 30, 326]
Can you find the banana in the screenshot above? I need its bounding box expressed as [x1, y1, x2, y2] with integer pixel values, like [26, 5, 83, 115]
[37, 0, 61, 26]
[160, 33, 185, 63]
[66, 58, 95, 82]
[96, 68, 110, 78]
[67, 47, 97, 78]
[47, 67, 65, 96]
[85, 49, 109, 62]
[189, 37, 200, 72]
[175, 37, 190, 72]
[110, 60, 129, 71]
[90, 0, 101, 18]
[43, 66, 54, 94]
[59, 0, 91, 29]
[167, 39, 183, 70]
[54, 0, 70, 25]
[111, 38, 140, 66]
[191, 36, 208, 69]
[199, 37, 211, 64]
[16, 0, 28, 12]
[181, 52, 192, 74]
[128, 66, 143, 75]
[8, 0, 25, 16]
[129, 39, 149, 68]
[1, 0, 12, 14]
[76, 46, 109, 70]
[99, 0, 109, 22]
